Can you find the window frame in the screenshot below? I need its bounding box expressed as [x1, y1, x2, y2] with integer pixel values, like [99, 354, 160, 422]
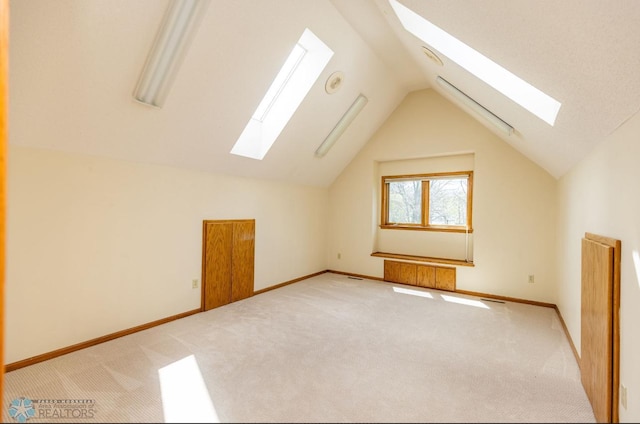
[380, 171, 473, 233]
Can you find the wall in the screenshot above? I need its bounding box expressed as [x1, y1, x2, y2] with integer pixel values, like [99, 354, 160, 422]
[327, 88, 557, 303]
[556, 109, 640, 422]
[6, 145, 329, 363]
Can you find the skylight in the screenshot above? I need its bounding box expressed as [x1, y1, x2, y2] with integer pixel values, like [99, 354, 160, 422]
[389, 0, 561, 126]
[231, 29, 333, 160]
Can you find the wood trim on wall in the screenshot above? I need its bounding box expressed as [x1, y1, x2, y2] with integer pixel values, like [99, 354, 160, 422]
[553, 305, 580, 366]
[253, 270, 329, 295]
[371, 251, 474, 267]
[454, 289, 556, 309]
[4, 309, 201, 373]
[0, 0, 8, 412]
[421, 179, 429, 227]
[378, 225, 474, 233]
[380, 176, 388, 227]
[326, 269, 385, 282]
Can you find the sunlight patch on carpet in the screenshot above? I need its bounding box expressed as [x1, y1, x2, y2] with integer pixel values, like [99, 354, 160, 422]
[441, 294, 490, 309]
[158, 355, 219, 423]
[392, 286, 434, 299]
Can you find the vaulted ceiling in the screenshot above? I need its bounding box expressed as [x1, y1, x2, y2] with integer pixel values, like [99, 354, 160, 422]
[10, 0, 640, 187]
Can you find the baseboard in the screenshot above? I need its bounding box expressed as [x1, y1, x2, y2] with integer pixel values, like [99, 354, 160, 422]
[5, 308, 201, 373]
[553, 305, 580, 367]
[253, 270, 328, 295]
[325, 269, 385, 281]
[455, 289, 556, 309]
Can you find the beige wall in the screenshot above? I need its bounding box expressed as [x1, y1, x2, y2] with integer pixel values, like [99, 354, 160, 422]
[556, 109, 640, 422]
[327, 88, 557, 303]
[6, 146, 329, 363]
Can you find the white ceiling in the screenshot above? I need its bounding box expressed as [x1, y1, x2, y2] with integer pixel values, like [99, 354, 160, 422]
[10, 0, 640, 186]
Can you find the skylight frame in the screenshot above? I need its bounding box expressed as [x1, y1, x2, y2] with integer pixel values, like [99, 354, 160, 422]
[231, 28, 333, 160]
[389, 0, 561, 126]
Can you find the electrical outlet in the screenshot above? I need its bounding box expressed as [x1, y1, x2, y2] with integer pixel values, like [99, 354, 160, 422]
[192, 279, 199, 289]
[621, 384, 628, 410]
[528, 275, 535, 284]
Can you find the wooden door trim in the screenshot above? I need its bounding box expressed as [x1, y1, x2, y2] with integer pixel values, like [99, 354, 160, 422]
[584, 232, 621, 423]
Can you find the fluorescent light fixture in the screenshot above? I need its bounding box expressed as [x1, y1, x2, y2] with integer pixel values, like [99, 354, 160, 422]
[436, 76, 514, 136]
[134, 0, 210, 108]
[231, 28, 333, 160]
[315, 94, 368, 158]
[389, 0, 561, 126]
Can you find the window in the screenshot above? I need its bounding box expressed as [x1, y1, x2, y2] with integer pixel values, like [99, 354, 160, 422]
[381, 171, 473, 232]
[388, 0, 561, 126]
[230, 28, 333, 160]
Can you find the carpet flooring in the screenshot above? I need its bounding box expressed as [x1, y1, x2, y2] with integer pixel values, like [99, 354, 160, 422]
[2, 272, 595, 423]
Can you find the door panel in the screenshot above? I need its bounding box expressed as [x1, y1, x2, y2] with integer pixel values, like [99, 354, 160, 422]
[204, 222, 232, 311]
[435, 267, 456, 291]
[416, 265, 436, 288]
[581, 237, 613, 423]
[231, 220, 255, 302]
[384, 260, 416, 285]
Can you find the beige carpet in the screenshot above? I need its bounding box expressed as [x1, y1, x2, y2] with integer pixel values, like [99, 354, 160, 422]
[2, 272, 595, 423]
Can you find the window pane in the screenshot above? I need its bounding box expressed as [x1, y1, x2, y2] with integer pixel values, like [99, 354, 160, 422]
[429, 178, 467, 226]
[388, 181, 422, 224]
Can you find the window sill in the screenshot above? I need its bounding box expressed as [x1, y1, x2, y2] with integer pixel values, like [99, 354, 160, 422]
[379, 224, 474, 234]
[371, 251, 475, 267]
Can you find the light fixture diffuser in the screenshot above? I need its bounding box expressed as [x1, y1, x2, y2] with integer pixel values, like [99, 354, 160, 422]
[134, 0, 210, 108]
[436, 76, 514, 136]
[315, 94, 368, 158]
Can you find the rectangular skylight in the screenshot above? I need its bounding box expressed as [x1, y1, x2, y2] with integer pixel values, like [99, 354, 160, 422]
[389, 0, 561, 126]
[231, 29, 333, 160]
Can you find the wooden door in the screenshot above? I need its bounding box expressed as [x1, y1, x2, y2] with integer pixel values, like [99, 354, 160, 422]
[581, 233, 621, 423]
[202, 219, 255, 311]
